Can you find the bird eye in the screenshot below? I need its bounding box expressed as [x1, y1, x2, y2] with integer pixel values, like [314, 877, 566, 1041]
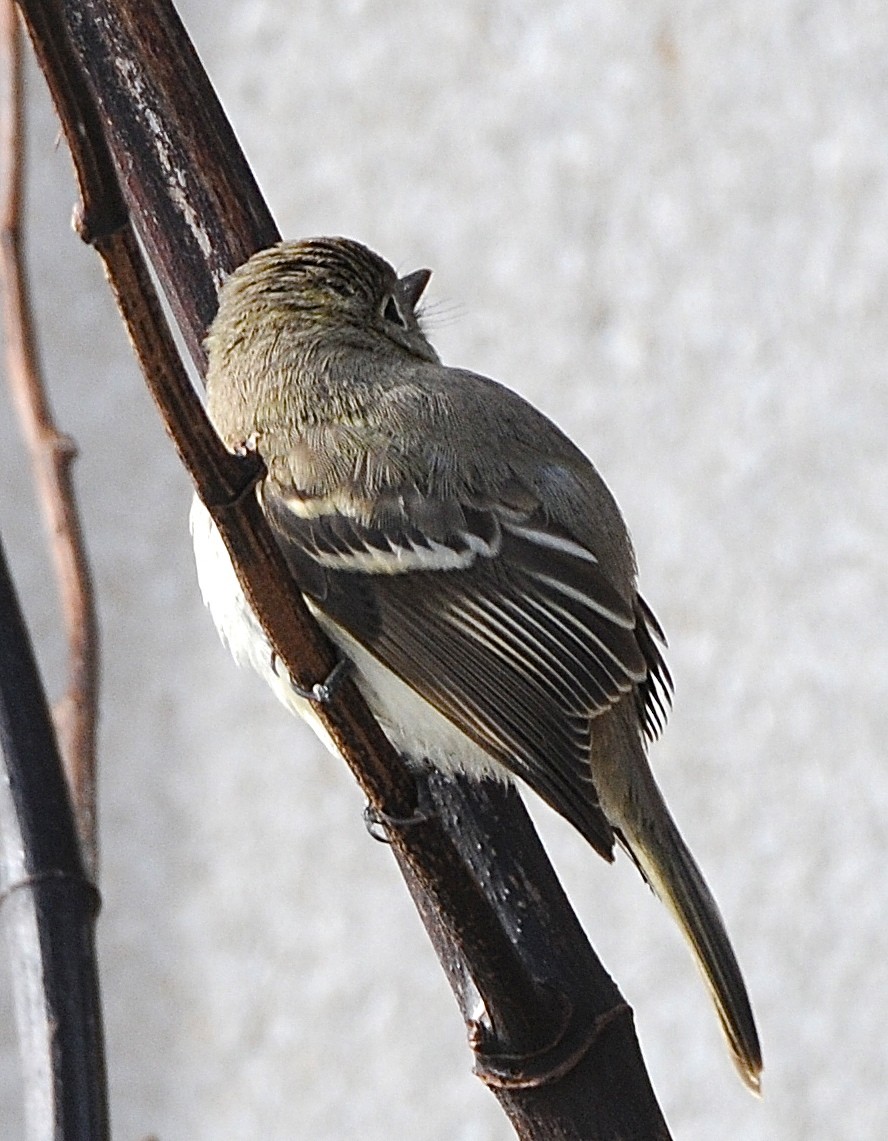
[383, 295, 407, 327]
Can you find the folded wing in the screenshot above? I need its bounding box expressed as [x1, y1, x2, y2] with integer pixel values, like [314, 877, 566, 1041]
[262, 482, 672, 858]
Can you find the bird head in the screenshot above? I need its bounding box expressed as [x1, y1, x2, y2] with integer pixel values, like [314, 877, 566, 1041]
[209, 236, 439, 364]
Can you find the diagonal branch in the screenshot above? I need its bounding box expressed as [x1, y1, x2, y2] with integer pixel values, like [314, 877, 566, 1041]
[12, 0, 674, 1136]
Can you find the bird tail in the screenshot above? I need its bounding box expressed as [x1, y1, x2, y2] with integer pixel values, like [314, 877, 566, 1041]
[618, 786, 763, 1093]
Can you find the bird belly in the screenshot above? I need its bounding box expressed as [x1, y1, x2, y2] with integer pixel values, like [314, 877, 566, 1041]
[190, 495, 510, 782]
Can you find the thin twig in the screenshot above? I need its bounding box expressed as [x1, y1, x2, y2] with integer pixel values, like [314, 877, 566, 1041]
[0, 0, 100, 875]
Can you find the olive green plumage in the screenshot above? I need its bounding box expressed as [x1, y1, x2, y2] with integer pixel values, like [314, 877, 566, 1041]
[193, 236, 762, 1091]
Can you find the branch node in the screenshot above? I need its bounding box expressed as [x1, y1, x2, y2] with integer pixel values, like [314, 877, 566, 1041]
[472, 992, 633, 1090]
[0, 867, 101, 916]
[72, 197, 127, 246]
[48, 427, 78, 461]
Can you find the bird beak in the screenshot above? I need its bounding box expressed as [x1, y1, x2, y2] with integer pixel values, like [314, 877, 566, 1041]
[399, 268, 432, 309]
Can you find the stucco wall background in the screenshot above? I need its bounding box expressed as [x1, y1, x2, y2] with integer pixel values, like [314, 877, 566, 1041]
[1, 3, 886, 1138]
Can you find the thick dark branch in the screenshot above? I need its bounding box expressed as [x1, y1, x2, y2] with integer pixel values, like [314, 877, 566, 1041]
[15, 0, 674, 1135]
[0, 0, 100, 873]
[0, 532, 108, 1141]
[65, 0, 275, 366]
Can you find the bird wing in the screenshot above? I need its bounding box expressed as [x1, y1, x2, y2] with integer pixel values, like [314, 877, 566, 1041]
[261, 482, 672, 858]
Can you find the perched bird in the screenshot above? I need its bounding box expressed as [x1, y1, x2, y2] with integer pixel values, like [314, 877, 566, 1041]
[190, 236, 762, 1091]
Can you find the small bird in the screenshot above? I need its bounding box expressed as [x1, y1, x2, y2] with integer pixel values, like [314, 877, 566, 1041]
[190, 236, 762, 1091]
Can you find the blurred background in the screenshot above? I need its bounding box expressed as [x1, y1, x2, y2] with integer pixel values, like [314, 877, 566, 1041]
[1, 2, 887, 1137]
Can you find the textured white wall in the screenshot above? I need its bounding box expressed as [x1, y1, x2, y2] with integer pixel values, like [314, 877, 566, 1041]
[2, 2, 886, 1137]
